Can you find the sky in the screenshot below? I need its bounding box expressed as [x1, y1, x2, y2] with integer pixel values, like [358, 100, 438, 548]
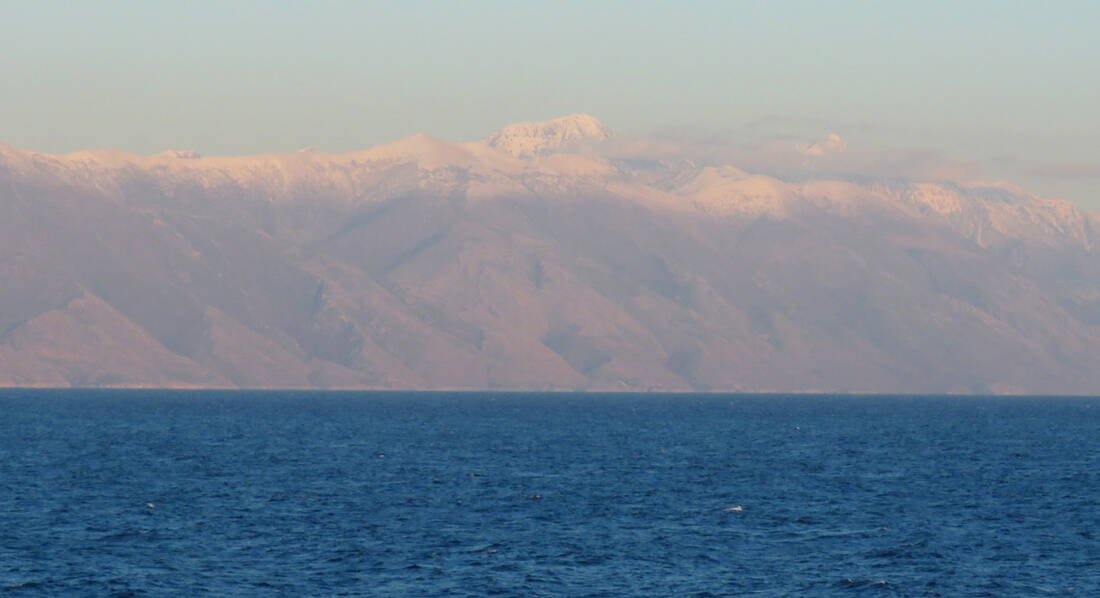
[3, 1, 1098, 207]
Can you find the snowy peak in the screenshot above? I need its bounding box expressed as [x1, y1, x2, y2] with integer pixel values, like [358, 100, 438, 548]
[483, 114, 613, 159]
[157, 150, 202, 159]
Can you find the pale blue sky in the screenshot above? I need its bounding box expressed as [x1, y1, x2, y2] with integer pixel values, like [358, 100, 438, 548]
[3, 1, 1098, 205]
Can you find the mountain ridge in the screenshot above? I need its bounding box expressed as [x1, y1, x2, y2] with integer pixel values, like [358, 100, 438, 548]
[2, 115, 1098, 392]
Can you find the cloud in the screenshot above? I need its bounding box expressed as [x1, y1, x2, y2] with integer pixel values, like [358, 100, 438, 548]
[601, 129, 983, 185]
[1027, 163, 1100, 179]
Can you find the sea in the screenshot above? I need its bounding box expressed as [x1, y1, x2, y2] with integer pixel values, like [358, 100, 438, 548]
[0, 390, 1096, 597]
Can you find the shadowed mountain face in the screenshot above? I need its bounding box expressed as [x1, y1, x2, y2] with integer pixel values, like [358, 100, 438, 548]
[2, 116, 1099, 393]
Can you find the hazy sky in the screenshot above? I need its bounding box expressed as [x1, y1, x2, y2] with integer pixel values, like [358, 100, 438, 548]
[3, 1, 1098, 206]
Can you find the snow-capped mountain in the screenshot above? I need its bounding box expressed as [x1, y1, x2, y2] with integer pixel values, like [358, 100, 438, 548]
[482, 113, 613, 159]
[1, 116, 1098, 393]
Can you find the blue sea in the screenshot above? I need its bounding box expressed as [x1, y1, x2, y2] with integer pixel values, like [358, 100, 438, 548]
[1, 391, 1097, 596]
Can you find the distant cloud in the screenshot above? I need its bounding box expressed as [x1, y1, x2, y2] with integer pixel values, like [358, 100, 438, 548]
[1027, 163, 1100, 179]
[602, 129, 983, 185]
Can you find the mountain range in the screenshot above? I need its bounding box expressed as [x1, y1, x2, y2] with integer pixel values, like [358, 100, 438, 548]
[2, 115, 1098, 393]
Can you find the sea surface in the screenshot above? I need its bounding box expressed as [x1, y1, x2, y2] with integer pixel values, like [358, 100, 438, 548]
[0, 391, 1097, 597]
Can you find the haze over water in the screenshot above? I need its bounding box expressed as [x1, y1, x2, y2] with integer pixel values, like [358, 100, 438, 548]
[2, 390, 1097, 596]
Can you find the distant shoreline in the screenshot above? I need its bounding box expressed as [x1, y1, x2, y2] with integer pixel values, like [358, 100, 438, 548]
[2, 387, 1097, 399]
